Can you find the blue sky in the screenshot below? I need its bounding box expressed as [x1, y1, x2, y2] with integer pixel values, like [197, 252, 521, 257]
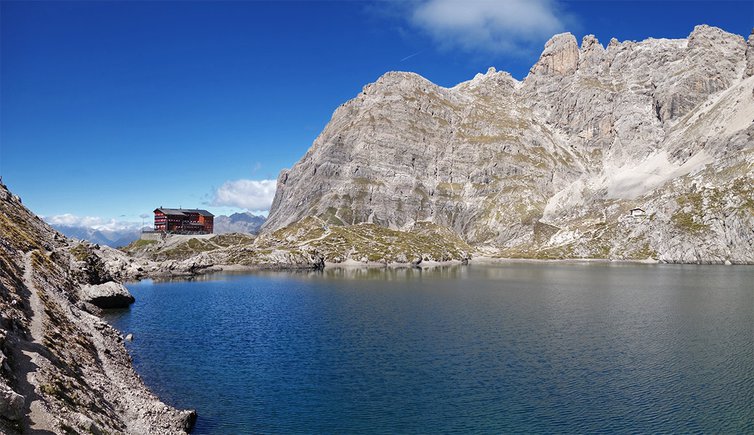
[1, 0, 752, 230]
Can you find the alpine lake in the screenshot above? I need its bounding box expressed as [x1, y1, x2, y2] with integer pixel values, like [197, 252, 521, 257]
[105, 262, 754, 434]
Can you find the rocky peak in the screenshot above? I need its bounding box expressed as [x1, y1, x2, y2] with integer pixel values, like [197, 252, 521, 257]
[688, 24, 743, 50]
[581, 34, 602, 51]
[528, 32, 579, 76]
[578, 34, 605, 71]
[455, 66, 518, 96]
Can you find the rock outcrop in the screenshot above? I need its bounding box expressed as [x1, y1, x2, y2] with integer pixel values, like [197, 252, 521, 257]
[0, 182, 196, 434]
[262, 25, 754, 264]
[529, 32, 580, 76]
[79, 282, 135, 309]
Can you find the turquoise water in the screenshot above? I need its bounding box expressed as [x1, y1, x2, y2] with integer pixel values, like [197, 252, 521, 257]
[107, 263, 754, 434]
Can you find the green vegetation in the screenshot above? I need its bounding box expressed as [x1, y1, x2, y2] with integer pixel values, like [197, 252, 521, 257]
[731, 177, 754, 213]
[671, 211, 709, 233]
[211, 233, 255, 247]
[271, 216, 328, 242]
[31, 250, 55, 271]
[121, 233, 261, 261]
[267, 216, 471, 264]
[0, 211, 40, 252]
[70, 243, 91, 262]
[497, 244, 576, 260]
[122, 239, 158, 250]
[671, 189, 709, 234]
[627, 242, 658, 260]
[158, 238, 217, 260]
[436, 182, 463, 199]
[311, 221, 471, 263]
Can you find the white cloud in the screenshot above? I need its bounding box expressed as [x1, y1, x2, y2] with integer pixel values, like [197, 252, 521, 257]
[44, 214, 142, 232]
[409, 0, 568, 54]
[211, 179, 277, 211]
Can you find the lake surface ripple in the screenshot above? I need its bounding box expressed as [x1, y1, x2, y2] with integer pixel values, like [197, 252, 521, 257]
[107, 263, 754, 434]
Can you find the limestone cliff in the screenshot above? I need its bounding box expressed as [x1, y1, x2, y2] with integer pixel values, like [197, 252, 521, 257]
[263, 25, 754, 264]
[0, 182, 196, 434]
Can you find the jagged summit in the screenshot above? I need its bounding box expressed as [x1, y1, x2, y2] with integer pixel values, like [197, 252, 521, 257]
[528, 32, 580, 76]
[263, 25, 754, 263]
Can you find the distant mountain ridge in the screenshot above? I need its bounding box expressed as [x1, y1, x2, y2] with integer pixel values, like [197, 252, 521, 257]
[262, 25, 754, 263]
[50, 224, 143, 248]
[213, 212, 266, 234]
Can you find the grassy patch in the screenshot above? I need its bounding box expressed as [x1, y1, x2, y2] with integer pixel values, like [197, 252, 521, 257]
[130, 239, 158, 249]
[0, 212, 40, 251]
[69, 244, 91, 262]
[671, 189, 709, 234]
[211, 233, 255, 247]
[671, 211, 708, 233]
[158, 238, 217, 260]
[270, 217, 472, 264]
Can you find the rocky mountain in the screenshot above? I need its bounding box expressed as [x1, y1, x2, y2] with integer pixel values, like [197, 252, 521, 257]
[213, 212, 266, 234]
[0, 182, 195, 434]
[263, 25, 754, 264]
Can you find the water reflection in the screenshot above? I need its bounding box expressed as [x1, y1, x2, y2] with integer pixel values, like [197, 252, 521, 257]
[175, 264, 472, 282]
[110, 263, 754, 434]
[317, 264, 467, 281]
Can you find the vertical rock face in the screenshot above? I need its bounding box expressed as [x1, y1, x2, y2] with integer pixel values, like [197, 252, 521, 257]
[0, 182, 196, 434]
[264, 25, 754, 263]
[746, 29, 754, 78]
[529, 33, 580, 76]
[652, 24, 746, 122]
[577, 35, 605, 74]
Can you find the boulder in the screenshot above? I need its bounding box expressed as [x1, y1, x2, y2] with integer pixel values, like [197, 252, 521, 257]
[0, 382, 24, 421]
[80, 281, 135, 309]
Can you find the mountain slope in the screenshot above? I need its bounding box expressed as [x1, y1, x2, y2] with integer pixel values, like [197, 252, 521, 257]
[0, 182, 195, 433]
[263, 25, 754, 263]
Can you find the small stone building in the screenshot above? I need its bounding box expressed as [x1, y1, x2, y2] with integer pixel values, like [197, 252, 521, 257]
[630, 208, 647, 218]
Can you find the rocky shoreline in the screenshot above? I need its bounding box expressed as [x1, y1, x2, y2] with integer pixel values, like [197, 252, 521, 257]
[0, 182, 196, 434]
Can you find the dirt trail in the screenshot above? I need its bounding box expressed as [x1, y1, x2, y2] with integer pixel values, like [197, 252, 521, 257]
[20, 251, 58, 433]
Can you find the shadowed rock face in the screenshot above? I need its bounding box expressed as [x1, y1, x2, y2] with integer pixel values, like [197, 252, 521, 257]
[264, 25, 754, 264]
